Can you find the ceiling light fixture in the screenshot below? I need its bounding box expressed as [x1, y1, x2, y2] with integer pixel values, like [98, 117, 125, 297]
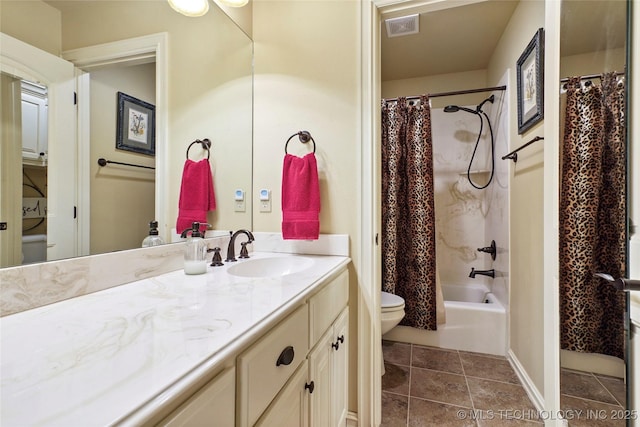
[218, 0, 249, 8]
[168, 0, 209, 17]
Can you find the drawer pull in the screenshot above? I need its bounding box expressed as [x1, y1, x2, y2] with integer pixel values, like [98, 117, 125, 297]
[276, 346, 295, 366]
[305, 381, 315, 394]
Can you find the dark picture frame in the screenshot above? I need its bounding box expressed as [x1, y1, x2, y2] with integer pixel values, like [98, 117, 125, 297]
[116, 92, 156, 156]
[516, 28, 544, 134]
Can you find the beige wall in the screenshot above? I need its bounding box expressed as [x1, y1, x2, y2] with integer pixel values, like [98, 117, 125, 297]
[252, 0, 360, 411]
[89, 64, 156, 253]
[0, 1, 61, 56]
[1, 1, 254, 240]
[213, 0, 253, 38]
[55, 1, 253, 237]
[382, 69, 488, 108]
[487, 0, 546, 393]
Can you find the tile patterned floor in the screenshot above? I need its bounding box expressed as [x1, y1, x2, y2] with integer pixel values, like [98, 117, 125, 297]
[381, 341, 627, 426]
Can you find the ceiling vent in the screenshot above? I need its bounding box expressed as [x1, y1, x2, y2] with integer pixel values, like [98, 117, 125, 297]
[385, 14, 420, 38]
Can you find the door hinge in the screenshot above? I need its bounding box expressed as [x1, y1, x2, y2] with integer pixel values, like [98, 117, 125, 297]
[74, 92, 77, 105]
[74, 206, 77, 219]
[375, 233, 379, 246]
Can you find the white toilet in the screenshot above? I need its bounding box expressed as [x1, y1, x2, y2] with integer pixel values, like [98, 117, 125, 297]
[381, 291, 405, 375]
[381, 291, 405, 335]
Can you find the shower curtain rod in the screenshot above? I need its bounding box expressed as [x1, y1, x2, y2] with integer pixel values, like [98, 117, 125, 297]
[384, 85, 507, 103]
[560, 71, 625, 83]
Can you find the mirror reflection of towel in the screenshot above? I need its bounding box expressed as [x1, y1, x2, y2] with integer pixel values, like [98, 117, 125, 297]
[281, 153, 320, 240]
[176, 159, 216, 234]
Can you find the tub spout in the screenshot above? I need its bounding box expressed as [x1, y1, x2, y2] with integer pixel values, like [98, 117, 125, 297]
[469, 268, 495, 279]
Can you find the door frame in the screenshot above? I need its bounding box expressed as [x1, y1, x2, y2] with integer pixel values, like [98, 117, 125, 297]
[362, 1, 565, 425]
[63, 33, 169, 247]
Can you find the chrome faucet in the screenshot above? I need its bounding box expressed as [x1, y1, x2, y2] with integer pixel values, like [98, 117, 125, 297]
[469, 268, 495, 279]
[226, 229, 255, 262]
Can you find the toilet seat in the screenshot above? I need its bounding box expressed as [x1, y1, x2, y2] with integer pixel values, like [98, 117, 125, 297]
[381, 291, 405, 311]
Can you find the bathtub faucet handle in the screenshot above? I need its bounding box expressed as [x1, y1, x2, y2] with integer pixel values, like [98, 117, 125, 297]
[477, 240, 496, 260]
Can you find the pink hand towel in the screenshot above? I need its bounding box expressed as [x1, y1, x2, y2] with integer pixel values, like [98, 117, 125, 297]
[281, 153, 320, 240]
[176, 159, 216, 234]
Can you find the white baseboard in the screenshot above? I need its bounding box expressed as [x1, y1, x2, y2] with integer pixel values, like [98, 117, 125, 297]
[507, 349, 545, 412]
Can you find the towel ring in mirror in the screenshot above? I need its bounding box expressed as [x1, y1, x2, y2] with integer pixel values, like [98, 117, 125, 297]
[285, 131, 316, 154]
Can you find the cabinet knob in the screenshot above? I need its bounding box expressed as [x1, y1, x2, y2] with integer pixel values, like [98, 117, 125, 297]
[276, 345, 295, 366]
[332, 335, 345, 350]
[305, 381, 315, 394]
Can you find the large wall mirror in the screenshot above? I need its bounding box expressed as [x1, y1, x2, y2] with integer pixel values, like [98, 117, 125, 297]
[0, 0, 253, 269]
[558, 0, 630, 419]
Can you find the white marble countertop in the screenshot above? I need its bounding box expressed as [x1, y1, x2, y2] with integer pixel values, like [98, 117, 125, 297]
[0, 252, 350, 426]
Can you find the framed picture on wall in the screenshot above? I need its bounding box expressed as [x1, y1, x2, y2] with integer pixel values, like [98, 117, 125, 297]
[516, 28, 544, 134]
[116, 92, 156, 156]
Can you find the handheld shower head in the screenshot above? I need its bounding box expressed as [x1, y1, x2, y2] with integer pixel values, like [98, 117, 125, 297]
[444, 105, 477, 115]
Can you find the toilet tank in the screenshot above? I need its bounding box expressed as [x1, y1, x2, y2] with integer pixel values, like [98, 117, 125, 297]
[22, 234, 47, 264]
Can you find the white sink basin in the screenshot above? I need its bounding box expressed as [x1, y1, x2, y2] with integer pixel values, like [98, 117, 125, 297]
[227, 256, 314, 278]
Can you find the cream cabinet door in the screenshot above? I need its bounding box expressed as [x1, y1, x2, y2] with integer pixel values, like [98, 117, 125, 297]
[159, 367, 235, 427]
[331, 308, 349, 427]
[308, 306, 349, 427]
[255, 360, 309, 427]
[308, 328, 332, 427]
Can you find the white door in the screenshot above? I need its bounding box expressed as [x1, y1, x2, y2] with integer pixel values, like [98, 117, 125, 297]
[0, 74, 23, 267]
[0, 33, 78, 263]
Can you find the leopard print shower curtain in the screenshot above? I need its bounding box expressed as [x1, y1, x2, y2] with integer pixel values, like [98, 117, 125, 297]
[381, 95, 437, 330]
[559, 73, 626, 359]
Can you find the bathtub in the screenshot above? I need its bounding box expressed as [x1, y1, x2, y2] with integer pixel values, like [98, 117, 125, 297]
[383, 283, 507, 356]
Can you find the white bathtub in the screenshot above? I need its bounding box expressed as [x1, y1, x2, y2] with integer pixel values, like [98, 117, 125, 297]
[383, 283, 507, 356]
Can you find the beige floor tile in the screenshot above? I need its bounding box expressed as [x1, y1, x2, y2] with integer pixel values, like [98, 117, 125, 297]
[412, 345, 464, 374]
[475, 410, 543, 426]
[383, 363, 411, 396]
[382, 391, 409, 427]
[408, 398, 477, 427]
[560, 395, 625, 427]
[410, 367, 472, 408]
[459, 352, 520, 385]
[467, 377, 537, 413]
[594, 374, 627, 406]
[384, 340, 413, 367]
[560, 370, 619, 405]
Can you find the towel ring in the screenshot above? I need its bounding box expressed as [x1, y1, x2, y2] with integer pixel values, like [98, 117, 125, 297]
[285, 131, 316, 154]
[186, 139, 211, 160]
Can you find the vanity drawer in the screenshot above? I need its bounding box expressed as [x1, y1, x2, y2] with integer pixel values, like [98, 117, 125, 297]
[309, 269, 348, 345]
[237, 304, 309, 427]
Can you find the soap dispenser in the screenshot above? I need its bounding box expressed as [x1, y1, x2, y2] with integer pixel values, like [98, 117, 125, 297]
[182, 222, 208, 275]
[142, 220, 165, 247]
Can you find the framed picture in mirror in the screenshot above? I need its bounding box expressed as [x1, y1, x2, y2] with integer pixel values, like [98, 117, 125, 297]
[116, 91, 156, 156]
[516, 28, 544, 134]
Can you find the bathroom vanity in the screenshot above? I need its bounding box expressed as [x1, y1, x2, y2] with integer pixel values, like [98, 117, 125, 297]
[0, 251, 350, 426]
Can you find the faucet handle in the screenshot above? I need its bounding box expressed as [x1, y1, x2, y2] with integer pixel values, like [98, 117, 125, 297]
[239, 242, 250, 259]
[209, 247, 224, 266]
